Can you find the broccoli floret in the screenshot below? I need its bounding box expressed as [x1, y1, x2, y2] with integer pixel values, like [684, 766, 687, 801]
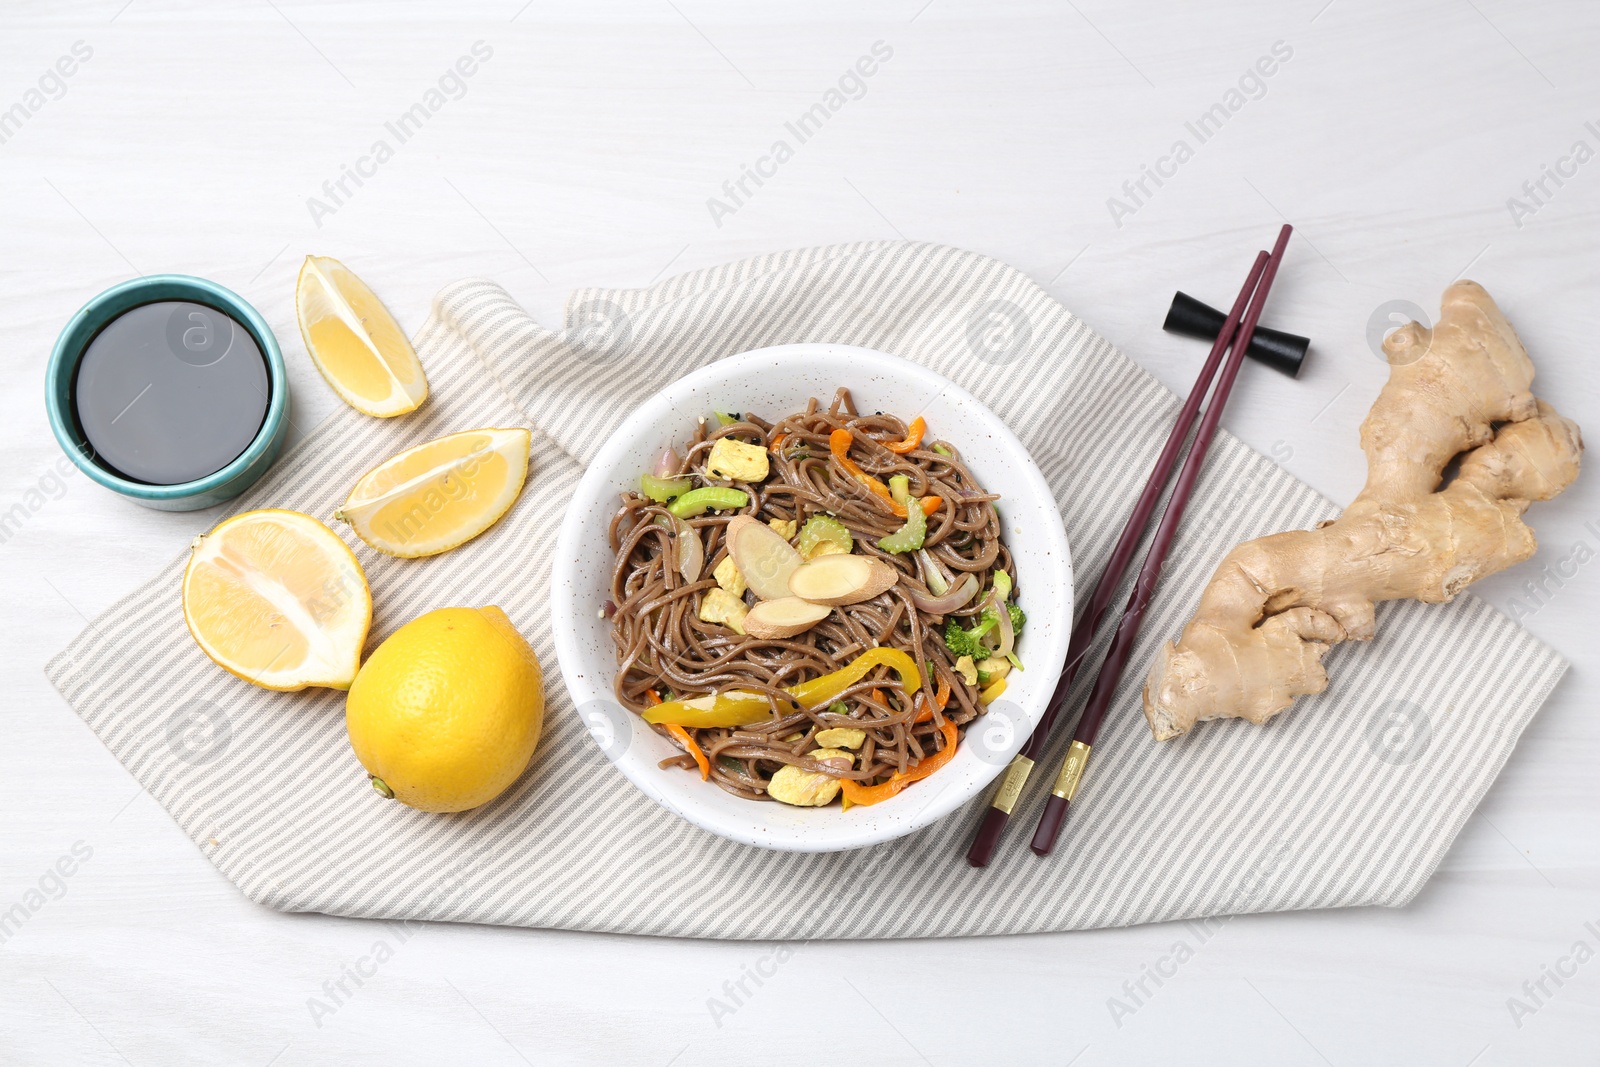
[1007, 602, 1026, 635]
[943, 613, 998, 659]
[943, 619, 981, 659]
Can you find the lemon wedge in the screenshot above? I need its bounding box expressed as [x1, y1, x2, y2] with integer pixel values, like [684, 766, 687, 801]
[336, 427, 532, 558]
[296, 255, 428, 417]
[183, 510, 371, 691]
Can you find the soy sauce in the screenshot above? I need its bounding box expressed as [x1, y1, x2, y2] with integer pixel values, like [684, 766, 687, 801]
[73, 300, 270, 485]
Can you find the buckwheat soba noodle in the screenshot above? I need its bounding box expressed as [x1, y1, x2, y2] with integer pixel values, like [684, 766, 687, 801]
[607, 388, 1026, 808]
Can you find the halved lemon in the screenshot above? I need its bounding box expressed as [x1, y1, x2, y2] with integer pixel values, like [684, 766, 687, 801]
[183, 510, 372, 691]
[296, 255, 428, 417]
[335, 427, 532, 558]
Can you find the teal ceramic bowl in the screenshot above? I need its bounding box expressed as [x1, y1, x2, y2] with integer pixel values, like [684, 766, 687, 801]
[45, 275, 290, 512]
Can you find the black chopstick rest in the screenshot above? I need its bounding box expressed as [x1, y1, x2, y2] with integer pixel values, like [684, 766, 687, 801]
[1164, 291, 1309, 378]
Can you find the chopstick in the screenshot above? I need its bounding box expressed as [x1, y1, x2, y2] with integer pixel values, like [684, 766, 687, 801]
[1029, 223, 1293, 857]
[964, 246, 1272, 869]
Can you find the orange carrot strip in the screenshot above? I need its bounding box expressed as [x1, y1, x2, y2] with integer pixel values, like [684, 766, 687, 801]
[886, 416, 926, 454]
[650, 691, 710, 780]
[840, 718, 959, 806]
[829, 428, 941, 519]
[830, 428, 894, 504]
[915, 677, 951, 723]
[664, 723, 710, 781]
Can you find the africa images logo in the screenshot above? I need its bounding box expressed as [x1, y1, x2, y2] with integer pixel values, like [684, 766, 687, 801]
[306, 41, 494, 227]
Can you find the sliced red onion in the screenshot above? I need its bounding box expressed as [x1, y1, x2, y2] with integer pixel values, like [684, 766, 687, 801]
[671, 516, 704, 583]
[916, 548, 951, 596]
[908, 572, 979, 616]
[652, 446, 681, 479]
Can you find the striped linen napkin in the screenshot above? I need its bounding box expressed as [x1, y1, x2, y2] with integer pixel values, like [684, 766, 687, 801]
[46, 241, 1567, 938]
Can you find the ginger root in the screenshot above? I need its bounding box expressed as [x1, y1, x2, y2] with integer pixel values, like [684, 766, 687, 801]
[1142, 281, 1582, 741]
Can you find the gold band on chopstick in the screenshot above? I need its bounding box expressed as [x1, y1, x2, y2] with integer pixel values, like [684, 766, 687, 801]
[991, 754, 1034, 815]
[1050, 740, 1092, 802]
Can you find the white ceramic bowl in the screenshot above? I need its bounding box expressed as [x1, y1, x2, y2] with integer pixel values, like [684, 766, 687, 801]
[550, 344, 1072, 851]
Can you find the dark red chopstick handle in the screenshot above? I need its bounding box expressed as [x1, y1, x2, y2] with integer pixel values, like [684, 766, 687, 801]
[1031, 774, 1071, 848]
[963, 249, 1272, 869]
[1030, 224, 1293, 857]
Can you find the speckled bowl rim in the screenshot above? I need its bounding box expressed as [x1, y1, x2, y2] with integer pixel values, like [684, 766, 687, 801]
[44, 274, 288, 504]
[550, 344, 1074, 853]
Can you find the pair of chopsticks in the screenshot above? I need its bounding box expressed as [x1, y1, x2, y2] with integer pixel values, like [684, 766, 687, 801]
[967, 223, 1293, 867]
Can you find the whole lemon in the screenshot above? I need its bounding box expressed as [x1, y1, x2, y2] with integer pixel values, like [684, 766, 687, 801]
[346, 606, 543, 812]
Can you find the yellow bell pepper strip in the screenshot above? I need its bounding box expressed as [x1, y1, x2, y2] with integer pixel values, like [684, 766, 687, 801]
[644, 646, 921, 728]
[840, 717, 959, 807]
[777, 646, 922, 711]
[667, 486, 747, 518]
[648, 691, 711, 781]
[979, 677, 1007, 704]
[886, 416, 926, 454]
[828, 429, 940, 518]
[642, 690, 768, 729]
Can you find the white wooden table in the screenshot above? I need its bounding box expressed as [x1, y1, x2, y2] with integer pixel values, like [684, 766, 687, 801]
[3, 1, 1596, 1063]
